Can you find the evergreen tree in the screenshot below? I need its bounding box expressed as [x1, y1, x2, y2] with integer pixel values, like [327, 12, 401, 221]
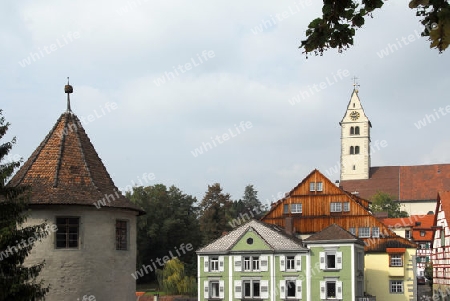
[198, 183, 233, 245]
[242, 184, 265, 217]
[0, 110, 49, 300]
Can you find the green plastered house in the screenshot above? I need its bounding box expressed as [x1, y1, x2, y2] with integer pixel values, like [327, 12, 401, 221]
[196, 220, 366, 301]
[303, 224, 366, 301]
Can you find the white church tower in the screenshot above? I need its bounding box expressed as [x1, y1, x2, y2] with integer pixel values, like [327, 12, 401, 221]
[340, 82, 371, 181]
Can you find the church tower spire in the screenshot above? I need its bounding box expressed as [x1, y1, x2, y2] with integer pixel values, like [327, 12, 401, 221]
[339, 80, 371, 181]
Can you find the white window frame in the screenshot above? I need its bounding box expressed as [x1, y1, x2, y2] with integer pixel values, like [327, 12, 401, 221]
[243, 256, 260, 272]
[310, 182, 323, 192]
[320, 280, 342, 299]
[390, 254, 403, 267]
[358, 227, 370, 238]
[244, 279, 269, 299]
[210, 257, 219, 271]
[343, 202, 350, 212]
[389, 280, 403, 293]
[280, 279, 302, 299]
[349, 227, 356, 235]
[205, 280, 224, 299]
[316, 182, 323, 191]
[319, 251, 342, 270]
[405, 230, 411, 239]
[291, 203, 302, 213]
[286, 256, 295, 270]
[330, 202, 342, 212]
[372, 227, 380, 238]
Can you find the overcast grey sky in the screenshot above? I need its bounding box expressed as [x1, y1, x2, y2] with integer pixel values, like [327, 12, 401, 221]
[2, 0, 449, 205]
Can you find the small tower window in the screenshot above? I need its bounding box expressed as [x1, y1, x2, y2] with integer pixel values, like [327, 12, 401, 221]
[352, 165, 356, 170]
[116, 220, 128, 250]
[355, 126, 360, 135]
[350, 127, 354, 135]
[355, 146, 360, 154]
[353, 103, 355, 108]
[350, 146, 354, 155]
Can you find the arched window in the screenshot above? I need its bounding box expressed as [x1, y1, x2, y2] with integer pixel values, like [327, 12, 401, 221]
[350, 127, 354, 135]
[355, 126, 360, 135]
[350, 146, 354, 154]
[353, 165, 356, 170]
[355, 146, 360, 154]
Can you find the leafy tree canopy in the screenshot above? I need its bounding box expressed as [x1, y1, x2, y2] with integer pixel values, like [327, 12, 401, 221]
[156, 258, 197, 296]
[370, 191, 409, 218]
[0, 110, 49, 300]
[300, 0, 450, 57]
[127, 184, 201, 281]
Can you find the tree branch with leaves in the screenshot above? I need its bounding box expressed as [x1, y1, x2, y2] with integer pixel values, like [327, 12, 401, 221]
[300, 0, 450, 57]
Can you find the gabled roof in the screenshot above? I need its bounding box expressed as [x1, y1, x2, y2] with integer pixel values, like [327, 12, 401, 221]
[380, 214, 435, 241]
[265, 169, 371, 215]
[304, 224, 364, 245]
[9, 111, 144, 215]
[340, 164, 450, 202]
[339, 89, 371, 127]
[261, 169, 417, 252]
[434, 191, 450, 228]
[196, 219, 308, 254]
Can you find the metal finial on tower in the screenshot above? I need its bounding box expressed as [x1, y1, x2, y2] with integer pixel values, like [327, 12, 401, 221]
[352, 76, 360, 93]
[65, 77, 73, 112]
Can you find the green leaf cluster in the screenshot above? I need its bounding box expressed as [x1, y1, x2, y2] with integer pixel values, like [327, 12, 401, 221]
[300, 0, 450, 56]
[369, 191, 409, 218]
[156, 258, 197, 296]
[127, 184, 202, 282]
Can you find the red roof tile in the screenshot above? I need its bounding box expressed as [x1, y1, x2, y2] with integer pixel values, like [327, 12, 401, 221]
[9, 112, 144, 214]
[340, 165, 450, 201]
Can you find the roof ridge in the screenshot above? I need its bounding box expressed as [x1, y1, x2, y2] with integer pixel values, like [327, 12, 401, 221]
[53, 114, 67, 187]
[72, 114, 98, 191]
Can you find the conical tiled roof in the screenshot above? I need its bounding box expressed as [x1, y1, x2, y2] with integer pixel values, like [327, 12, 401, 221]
[9, 111, 144, 215]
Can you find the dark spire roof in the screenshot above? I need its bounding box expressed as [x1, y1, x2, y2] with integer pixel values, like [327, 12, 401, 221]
[9, 92, 144, 215]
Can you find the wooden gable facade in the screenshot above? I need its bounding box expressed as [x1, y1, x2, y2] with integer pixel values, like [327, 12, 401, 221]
[262, 169, 416, 252]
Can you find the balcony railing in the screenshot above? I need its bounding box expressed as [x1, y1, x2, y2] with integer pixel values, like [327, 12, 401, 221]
[356, 297, 376, 301]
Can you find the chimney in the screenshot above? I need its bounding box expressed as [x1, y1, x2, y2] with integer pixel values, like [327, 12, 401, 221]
[285, 217, 294, 236]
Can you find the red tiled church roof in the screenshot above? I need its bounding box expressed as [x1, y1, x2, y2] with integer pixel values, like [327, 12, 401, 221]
[340, 165, 450, 201]
[9, 111, 144, 214]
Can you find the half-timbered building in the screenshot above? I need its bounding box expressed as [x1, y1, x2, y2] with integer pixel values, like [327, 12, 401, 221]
[432, 191, 450, 299]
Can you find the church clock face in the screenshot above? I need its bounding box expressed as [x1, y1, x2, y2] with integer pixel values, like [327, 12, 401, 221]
[350, 111, 360, 121]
